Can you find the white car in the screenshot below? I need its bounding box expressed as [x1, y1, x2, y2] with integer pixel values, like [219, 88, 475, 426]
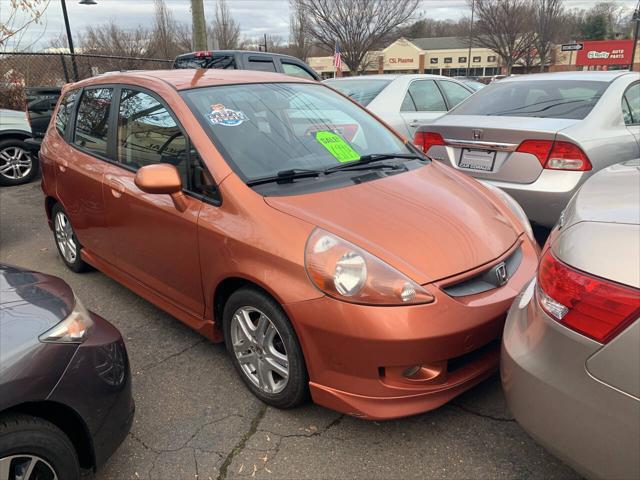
[324, 74, 474, 139]
[0, 109, 35, 186]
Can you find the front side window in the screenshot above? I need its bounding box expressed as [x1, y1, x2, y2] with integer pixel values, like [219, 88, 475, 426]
[247, 58, 277, 72]
[323, 79, 391, 106]
[405, 80, 447, 112]
[55, 89, 79, 136]
[439, 81, 472, 108]
[117, 89, 189, 185]
[450, 80, 608, 119]
[282, 62, 315, 80]
[74, 88, 113, 157]
[622, 83, 639, 125]
[182, 83, 411, 185]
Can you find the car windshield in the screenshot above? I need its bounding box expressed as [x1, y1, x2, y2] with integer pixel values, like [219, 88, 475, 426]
[450, 80, 608, 119]
[323, 79, 391, 106]
[182, 83, 410, 183]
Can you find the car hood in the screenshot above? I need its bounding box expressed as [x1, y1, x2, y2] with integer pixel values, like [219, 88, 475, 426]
[265, 162, 518, 284]
[0, 264, 74, 335]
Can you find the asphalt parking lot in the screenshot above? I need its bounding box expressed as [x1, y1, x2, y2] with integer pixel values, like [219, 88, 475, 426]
[0, 181, 579, 480]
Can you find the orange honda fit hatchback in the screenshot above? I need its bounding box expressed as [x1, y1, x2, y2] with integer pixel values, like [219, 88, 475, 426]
[40, 69, 538, 419]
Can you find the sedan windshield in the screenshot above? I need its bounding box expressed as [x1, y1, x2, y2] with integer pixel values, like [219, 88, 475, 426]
[182, 83, 410, 183]
[323, 79, 391, 106]
[450, 80, 608, 119]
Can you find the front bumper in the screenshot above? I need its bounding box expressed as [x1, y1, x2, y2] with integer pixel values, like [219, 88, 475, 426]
[501, 281, 640, 480]
[286, 236, 538, 420]
[48, 312, 134, 470]
[485, 170, 586, 228]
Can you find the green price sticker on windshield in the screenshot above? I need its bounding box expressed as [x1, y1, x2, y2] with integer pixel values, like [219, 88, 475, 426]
[315, 131, 360, 163]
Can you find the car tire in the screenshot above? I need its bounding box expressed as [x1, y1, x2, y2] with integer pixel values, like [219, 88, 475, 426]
[223, 286, 308, 409]
[0, 413, 81, 480]
[51, 203, 89, 273]
[0, 138, 38, 187]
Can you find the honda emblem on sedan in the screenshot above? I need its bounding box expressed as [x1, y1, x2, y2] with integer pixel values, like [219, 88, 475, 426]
[472, 129, 483, 140]
[494, 262, 508, 286]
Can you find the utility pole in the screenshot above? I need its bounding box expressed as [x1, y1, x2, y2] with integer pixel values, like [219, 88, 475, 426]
[466, 0, 475, 76]
[191, 0, 208, 51]
[631, 6, 640, 72]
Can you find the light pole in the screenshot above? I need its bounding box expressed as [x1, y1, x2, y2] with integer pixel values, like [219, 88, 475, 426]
[466, 0, 475, 77]
[61, 0, 97, 82]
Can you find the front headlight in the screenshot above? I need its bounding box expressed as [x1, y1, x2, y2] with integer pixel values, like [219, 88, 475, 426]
[39, 297, 94, 343]
[305, 229, 434, 305]
[481, 181, 534, 242]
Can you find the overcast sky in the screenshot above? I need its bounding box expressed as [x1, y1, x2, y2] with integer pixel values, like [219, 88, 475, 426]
[1, 0, 637, 51]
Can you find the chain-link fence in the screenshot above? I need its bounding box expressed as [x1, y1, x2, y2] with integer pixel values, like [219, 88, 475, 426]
[0, 52, 173, 110]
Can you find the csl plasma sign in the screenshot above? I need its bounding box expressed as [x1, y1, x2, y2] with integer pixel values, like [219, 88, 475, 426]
[575, 40, 633, 66]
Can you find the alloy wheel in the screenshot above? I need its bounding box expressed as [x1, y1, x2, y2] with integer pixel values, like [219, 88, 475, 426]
[0, 147, 32, 181]
[54, 211, 77, 264]
[0, 455, 58, 480]
[230, 306, 289, 394]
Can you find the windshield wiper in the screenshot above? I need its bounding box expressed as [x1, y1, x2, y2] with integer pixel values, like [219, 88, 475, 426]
[323, 153, 425, 173]
[246, 168, 323, 187]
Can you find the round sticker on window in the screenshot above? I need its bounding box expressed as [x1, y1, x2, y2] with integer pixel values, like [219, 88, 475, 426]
[206, 104, 248, 127]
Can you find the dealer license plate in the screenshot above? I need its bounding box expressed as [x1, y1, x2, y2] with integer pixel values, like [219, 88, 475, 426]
[458, 149, 496, 172]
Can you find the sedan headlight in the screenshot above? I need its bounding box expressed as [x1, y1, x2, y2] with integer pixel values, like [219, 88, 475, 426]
[481, 182, 534, 242]
[39, 297, 93, 343]
[305, 229, 434, 305]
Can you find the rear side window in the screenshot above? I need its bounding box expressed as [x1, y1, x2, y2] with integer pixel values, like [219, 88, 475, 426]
[451, 80, 608, 119]
[622, 83, 639, 125]
[438, 81, 472, 108]
[324, 79, 391, 106]
[282, 62, 315, 80]
[117, 89, 189, 185]
[403, 80, 447, 112]
[55, 90, 79, 136]
[247, 58, 277, 72]
[174, 54, 236, 69]
[73, 88, 113, 158]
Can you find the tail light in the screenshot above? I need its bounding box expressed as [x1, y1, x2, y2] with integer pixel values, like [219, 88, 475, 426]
[517, 140, 591, 171]
[194, 51, 213, 57]
[413, 132, 446, 154]
[536, 250, 640, 343]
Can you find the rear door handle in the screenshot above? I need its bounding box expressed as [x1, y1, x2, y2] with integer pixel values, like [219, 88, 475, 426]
[105, 175, 125, 197]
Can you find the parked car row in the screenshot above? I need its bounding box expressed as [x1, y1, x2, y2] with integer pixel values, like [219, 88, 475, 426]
[1, 57, 638, 480]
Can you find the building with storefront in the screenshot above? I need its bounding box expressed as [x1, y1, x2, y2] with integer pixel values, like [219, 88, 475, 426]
[308, 36, 640, 79]
[308, 36, 501, 78]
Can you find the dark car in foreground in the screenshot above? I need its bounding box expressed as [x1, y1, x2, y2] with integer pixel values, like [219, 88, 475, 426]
[173, 49, 320, 80]
[502, 159, 640, 479]
[0, 264, 133, 480]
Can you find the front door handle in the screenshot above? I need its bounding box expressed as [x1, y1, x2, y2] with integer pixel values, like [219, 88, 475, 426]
[105, 175, 125, 198]
[57, 158, 68, 172]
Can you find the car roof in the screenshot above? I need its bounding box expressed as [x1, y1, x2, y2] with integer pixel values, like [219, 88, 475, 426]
[74, 69, 317, 91]
[175, 50, 302, 60]
[501, 71, 633, 83]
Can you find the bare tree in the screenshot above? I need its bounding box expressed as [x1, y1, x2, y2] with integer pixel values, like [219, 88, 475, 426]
[81, 21, 150, 59]
[211, 0, 240, 49]
[469, 0, 536, 75]
[297, 0, 419, 74]
[289, 0, 312, 60]
[532, 0, 564, 72]
[150, 0, 181, 58]
[1, 0, 51, 51]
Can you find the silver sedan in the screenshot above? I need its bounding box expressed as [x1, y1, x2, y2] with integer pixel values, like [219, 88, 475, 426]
[415, 71, 640, 228]
[502, 159, 640, 480]
[324, 74, 474, 139]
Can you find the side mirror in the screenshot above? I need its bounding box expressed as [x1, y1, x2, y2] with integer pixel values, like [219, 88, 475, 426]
[134, 164, 187, 212]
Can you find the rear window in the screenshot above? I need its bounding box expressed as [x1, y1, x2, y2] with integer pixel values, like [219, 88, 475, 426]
[324, 79, 391, 106]
[450, 80, 608, 119]
[174, 54, 236, 69]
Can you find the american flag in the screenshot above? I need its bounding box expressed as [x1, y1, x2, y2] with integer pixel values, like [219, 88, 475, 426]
[333, 43, 342, 70]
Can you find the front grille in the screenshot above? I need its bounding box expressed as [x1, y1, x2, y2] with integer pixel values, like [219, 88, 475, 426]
[443, 247, 522, 297]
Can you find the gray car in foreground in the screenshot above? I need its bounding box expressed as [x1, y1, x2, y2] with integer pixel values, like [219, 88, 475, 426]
[501, 159, 640, 480]
[414, 71, 640, 227]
